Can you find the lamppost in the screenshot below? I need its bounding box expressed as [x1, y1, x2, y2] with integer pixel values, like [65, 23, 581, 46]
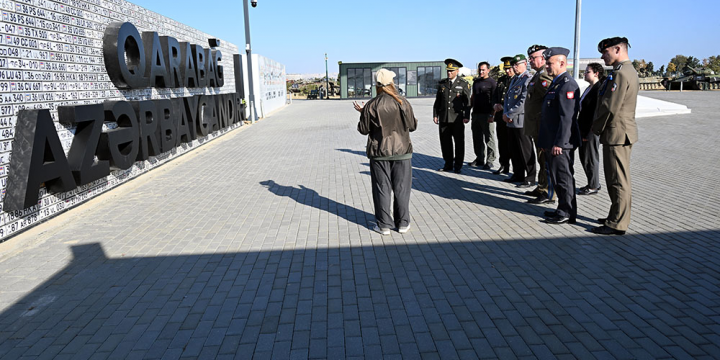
[244, 0, 259, 124]
[573, 0, 581, 79]
[325, 53, 329, 99]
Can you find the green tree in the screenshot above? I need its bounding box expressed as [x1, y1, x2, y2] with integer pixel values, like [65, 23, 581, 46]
[669, 55, 688, 71]
[667, 62, 676, 73]
[646, 61, 654, 75]
[659, 64, 665, 76]
[706, 55, 720, 73]
[686, 56, 701, 69]
[632, 59, 641, 71]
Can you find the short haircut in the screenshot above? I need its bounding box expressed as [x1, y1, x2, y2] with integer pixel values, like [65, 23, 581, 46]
[478, 61, 490, 69]
[588, 62, 605, 78]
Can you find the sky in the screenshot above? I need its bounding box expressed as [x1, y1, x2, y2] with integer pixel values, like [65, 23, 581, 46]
[134, 0, 720, 74]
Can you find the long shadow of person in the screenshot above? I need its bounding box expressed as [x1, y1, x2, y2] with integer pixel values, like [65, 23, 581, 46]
[260, 180, 374, 228]
[337, 148, 596, 227]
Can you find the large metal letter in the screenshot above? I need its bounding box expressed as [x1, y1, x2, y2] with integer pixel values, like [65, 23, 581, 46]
[155, 99, 176, 152]
[132, 100, 160, 161]
[103, 22, 147, 89]
[4, 110, 76, 211]
[142, 31, 170, 88]
[160, 36, 182, 88]
[173, 98, 192, 145]
[181, 42, 197, 88]
[184, 96, 200, 139]
[99, 101, 139, 170]
[58, 104, 110, 186]
[217, 94, 229, 129]
[214, 50, 224, 87]
[206, 48, 217, 88]
[192, 45, 207, 88]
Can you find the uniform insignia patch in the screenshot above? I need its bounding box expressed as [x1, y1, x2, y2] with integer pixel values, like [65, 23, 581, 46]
[529, 82, 534, 86]
[617, 64, 623, 70]
[541, 81, 548, 87]
[514, 95, 518, 99]
[612, 83, 617, 92]
[566, 92, 574, 99]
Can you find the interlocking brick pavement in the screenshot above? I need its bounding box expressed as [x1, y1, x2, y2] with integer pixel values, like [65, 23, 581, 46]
[0, 91, 719, 359]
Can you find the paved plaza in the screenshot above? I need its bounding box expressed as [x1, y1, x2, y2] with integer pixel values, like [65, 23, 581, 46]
[0, 91, 719, 359]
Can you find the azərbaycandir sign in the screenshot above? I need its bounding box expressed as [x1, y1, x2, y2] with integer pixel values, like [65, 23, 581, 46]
[3, 21, 246, 212]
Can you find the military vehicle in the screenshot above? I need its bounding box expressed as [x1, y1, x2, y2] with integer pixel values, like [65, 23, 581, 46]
[662, 67, 720, 90]
[638, 76, 664, 90]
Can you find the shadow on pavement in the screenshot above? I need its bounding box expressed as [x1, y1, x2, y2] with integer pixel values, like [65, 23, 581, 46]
[1, 231, 719, 358]
[260, 180, 373, 228]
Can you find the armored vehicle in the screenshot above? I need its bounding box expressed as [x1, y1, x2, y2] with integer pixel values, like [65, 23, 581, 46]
[662, 67, 719, 90]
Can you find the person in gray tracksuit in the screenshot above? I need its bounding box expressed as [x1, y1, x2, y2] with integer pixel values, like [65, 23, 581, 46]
[502, 54, 536, 187]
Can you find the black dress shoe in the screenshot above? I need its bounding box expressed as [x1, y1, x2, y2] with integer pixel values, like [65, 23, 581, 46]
[438, 167, 453, 172]
[453, 168, 462, 174]
[482, 163, 493, 170]
[493, 166, 505, 175]
[468, 160, 480, 167]
[516, 181, 534, 188]
[578, 187, 599, 195]
[591, 225, 625, 235]
[504, 177, 522, 183]
[544, 210, 557, 217]
[544, 215, 576, 224]
[597, 218, 607, 224]
[524, 188, 542, 197]
[527, 196, 555, 204]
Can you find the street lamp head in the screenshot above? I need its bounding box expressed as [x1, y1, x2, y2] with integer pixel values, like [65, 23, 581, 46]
[251, 0, 257, 7]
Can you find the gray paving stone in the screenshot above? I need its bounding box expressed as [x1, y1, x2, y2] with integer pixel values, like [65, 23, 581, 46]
[1, 94, 719, 359]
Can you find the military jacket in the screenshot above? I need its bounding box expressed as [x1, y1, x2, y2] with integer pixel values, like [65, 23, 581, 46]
[433, 77, 471, 123]
[538, 72, 581, 150]
[592, 59, 639, 145]
[503, 70, 531, 129]
[493, 74, 512, 106]
[524, 69, 554, 140]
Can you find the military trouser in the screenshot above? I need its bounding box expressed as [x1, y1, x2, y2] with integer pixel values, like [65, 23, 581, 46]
[509, 127, 536, 182]
[495, 113, 511, 171]
[603, 144, 633, 231]
[536, 147, 557, 200]
[546, 149, 577, 219]
[439, 121, 465, 171]
[471, 112, 496, 165]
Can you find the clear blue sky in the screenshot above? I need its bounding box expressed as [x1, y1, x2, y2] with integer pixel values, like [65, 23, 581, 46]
[135, 0, 719, 74]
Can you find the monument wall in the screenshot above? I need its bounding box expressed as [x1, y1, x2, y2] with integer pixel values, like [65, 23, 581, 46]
[0, 0, 243, 242]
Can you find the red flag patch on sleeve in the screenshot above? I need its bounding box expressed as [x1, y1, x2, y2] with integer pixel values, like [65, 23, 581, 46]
[541, 80, 548, 87]
[566, 91, 574, 99]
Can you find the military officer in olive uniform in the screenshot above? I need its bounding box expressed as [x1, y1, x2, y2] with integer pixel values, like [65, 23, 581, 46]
[434, 58, 471, 173]
[591, 37, 639, 236]
[503, 54, 535, 188]
[524, 45, 557, 204]
[492, 57, 515, 175]
[538, 47, 581, 224]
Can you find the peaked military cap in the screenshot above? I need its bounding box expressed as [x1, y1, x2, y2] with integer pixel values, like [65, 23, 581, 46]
[501, 56, 513, 67]
[543, 47, 570, 60]
[510, 54, 526, 65]
[597, 37, 630, 53]
[445, 58, 463, 71]
[527, 44, 548, 56]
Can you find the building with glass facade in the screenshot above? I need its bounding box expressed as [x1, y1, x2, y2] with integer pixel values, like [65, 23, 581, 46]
[338, 61, 447, 99]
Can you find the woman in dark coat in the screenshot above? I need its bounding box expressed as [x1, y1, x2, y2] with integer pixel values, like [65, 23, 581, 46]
[354, 69, 418, 235]
[577, 63, 605, 195]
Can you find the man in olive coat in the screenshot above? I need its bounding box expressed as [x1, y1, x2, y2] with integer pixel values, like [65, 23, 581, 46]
[591, 37, 639, 235]
[434, 58, 471, 173]
[524, 45, 557, 204]
[492, 57, 515, 175]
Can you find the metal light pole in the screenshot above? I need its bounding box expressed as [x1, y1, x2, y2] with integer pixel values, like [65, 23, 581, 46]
[573, 0, 581, 79]
[243, 0, 258, 123]
[325, 53, 329, 99]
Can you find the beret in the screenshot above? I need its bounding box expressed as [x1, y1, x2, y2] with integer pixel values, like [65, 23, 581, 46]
[527, 44, 548, 56]
[597, 37, 630, 53]
[501, 56, 513, 67]
[510, 54, 527, 65]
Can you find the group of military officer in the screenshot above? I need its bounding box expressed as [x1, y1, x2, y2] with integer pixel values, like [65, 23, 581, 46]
[432, 36, 638, 235]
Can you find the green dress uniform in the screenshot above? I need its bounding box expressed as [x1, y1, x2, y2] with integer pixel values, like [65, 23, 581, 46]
[592, 58, 639, 232]
[525, 68, 555, 200]
[434, 59, 471, 172]
[492, 57, 515, 174]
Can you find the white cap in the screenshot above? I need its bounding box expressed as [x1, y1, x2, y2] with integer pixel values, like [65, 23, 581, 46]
[376, 69, 396, 86]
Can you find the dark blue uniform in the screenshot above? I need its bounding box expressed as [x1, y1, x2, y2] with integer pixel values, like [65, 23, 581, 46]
[538, 72, 581, 220]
